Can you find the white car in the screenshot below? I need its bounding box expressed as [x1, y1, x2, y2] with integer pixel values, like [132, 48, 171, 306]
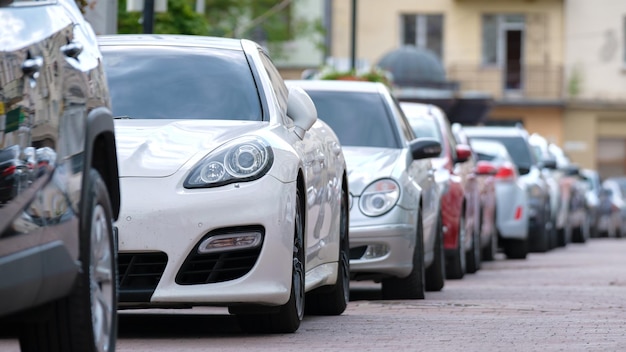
[287, 80, 445, 300]
[468, 139, 529, 258]
[99, 35, 349, 333]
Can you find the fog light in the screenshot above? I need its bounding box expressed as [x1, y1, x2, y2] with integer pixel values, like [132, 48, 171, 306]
[197, 232, 262, 254]
[363, 244, 389, 259]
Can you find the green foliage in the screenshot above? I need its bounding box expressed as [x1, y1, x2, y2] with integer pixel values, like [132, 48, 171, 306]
[116, 0, 325, 60]
[117, 0, 209, 35]
[318, 67, 392, 87]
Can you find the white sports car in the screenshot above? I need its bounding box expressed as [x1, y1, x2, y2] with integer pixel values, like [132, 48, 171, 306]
[99, 35, 349, 333]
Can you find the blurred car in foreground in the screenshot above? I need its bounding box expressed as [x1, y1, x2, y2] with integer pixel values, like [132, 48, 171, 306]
[464, 125, 552, 257]
[289, 80, 444, 299]
[0, 0, 120, 351]
[400, 102, 478, 279]
[100, 35, 349, 333]
[468, 139, 529, 260]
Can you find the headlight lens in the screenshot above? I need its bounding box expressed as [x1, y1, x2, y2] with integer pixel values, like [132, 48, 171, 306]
[359, 179, 400, 216]
[184, 137, 273, 188]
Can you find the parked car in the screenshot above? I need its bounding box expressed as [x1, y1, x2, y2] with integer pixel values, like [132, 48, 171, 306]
[288, 80, 444, 299]
[464, 125, 552, 256]
[400, 102, 477, 279]
[600, 177, 626, 238]
[530, 134, 588, 245]
[580, 168, 602, 238]
[596, 186, 621, 238]
[468, 139, 529, 259]
[0, 0, 120, 351]
[453, 124, 497, 265]
[100, 34, 349, 333]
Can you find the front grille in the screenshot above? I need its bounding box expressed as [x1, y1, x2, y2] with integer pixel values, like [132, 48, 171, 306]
[176, 229, 263, 285]
[118, 252, 167, 302]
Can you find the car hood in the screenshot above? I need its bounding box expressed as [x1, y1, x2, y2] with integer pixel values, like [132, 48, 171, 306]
[343, 147, 403, 195]
[114, 119, 268, 177]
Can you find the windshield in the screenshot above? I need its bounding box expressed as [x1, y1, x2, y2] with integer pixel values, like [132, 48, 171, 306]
[101, 45, 262, 121]
[468, 136, 533, 169]
[304, 90, 399, 148]
[406, 115, 441, 141]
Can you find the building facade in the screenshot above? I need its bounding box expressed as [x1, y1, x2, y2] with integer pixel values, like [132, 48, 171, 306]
[564, 0, 626, 178]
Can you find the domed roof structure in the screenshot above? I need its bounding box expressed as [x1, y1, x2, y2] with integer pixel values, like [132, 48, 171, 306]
[377, 46, 447, 87]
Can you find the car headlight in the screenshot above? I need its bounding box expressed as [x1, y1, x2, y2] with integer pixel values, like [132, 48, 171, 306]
[359, 179, 400, 217]
[184, 137, 273, 188]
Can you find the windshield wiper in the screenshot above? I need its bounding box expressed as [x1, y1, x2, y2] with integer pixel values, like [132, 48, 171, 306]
[114, 115, 133, 119]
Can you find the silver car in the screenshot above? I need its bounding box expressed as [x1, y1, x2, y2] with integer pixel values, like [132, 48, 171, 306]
[469, 139, 529, 258]
[287, 80, 444, 299]
[463, 125, 551, 258]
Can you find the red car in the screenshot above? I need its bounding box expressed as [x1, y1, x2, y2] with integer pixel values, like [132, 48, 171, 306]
[453, 124, 498, 262]
[401, 102, 479, 279]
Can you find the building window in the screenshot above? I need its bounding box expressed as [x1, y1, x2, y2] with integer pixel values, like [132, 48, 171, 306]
[401, 14, 444, 59]
[481, 14, 525, 65]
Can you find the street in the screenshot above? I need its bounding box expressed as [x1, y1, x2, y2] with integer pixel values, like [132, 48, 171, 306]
[2, 238, 626, 351]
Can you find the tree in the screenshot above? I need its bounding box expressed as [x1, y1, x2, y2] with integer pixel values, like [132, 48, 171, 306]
[116, 0, 324, 59]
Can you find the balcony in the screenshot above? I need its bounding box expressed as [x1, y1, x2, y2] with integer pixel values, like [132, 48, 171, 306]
[447, 63, 564, 104]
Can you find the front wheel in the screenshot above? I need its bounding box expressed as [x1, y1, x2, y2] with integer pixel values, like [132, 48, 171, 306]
[237, 188, 305, 333]
[446, 214, 466, 280]
[425, 212, 445, 292]
[20, 169, 118, 352]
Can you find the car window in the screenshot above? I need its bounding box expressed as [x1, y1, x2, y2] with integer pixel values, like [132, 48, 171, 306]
[304, 90, 400, 148]
[468, 135, 533, 169]
[101, 46, 262, 121]
[407, 115, 441, 140]
[389, 96, 416, 142]
[259, 51, 288, 118]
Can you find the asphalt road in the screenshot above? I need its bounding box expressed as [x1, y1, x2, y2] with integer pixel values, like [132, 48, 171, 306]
[1, 238, 625, 351]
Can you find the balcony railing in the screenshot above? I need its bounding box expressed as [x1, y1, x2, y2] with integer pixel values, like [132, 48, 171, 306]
[446, 63, 564, 102]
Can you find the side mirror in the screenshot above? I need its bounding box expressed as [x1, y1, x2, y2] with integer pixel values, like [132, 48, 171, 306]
[455, 144, 472, 163]
[475, 160, 497, 176]
[287, 86, 317, 139]
[409, 138, 442, 160]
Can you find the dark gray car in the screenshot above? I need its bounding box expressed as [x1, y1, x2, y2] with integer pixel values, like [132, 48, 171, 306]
[0, 0, 120, 351]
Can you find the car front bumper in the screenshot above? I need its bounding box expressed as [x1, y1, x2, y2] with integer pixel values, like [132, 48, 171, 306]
[116, 175, 296, 307]
[348, 204, 418, 279]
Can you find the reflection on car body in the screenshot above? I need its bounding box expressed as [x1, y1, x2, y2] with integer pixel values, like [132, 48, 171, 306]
[0, 0, 120, 351]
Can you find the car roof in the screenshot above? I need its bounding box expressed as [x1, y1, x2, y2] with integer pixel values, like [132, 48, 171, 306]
[463, 125, 529, 138]
[286, 79, 387, 94]
[97, 34, 245, 51]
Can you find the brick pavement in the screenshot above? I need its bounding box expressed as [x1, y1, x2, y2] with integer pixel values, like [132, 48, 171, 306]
[1, 238, 625, 351]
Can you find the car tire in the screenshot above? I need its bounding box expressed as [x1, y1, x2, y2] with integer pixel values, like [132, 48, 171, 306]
[571, 225, 586, 243]
[381, 209, 425, 300]
[305, 185, 349, 315]
[446, 214, 466, 280]
[19, 169, 117, 352]
[482, 226, 498, 262]
[237, 187, 305, 333]
[465, 224, 481, 274]
[502, 237, 528, 259]
[425, 212, 445, 292]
